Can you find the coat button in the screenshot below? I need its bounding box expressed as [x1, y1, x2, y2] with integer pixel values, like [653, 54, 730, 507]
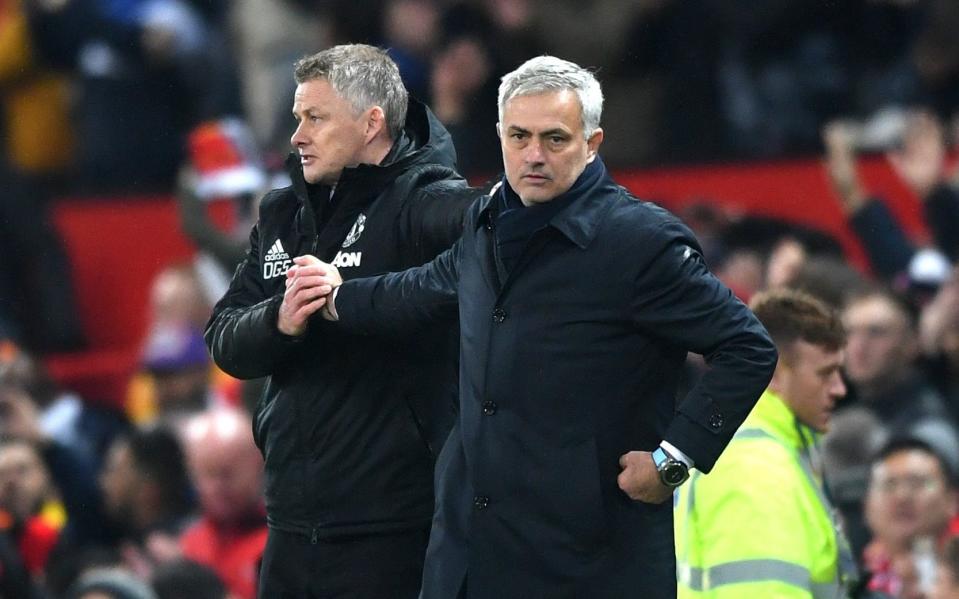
[709, 412, 724, 430]
[473, 495, 490, 510]
[492, 308, 507, 323]
[482, 401, 497, 415]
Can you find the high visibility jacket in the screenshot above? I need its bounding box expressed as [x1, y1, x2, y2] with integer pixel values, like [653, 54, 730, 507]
[675, 390, 854, 599]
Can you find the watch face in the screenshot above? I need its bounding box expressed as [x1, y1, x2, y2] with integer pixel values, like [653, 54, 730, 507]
[663, 463, 688, 486]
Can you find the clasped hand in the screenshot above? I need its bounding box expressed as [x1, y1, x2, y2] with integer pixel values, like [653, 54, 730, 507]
[276, 256, 342, 336]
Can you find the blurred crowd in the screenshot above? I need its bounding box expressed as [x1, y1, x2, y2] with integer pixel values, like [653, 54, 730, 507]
[4, 0, 959, 597]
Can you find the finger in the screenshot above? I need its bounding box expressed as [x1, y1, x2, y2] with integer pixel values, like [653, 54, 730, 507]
[294, 255, 322, 267]
[295, 296, 328, 320]
[617, 470, 629, 492]
[288, 275, 332, 290]
[290, 285, 332, 309]
[618, 452, 631, 469]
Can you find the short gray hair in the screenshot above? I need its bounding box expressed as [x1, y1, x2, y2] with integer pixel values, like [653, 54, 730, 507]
[294, 44, 408, 140]
[498, 56, 604, 139]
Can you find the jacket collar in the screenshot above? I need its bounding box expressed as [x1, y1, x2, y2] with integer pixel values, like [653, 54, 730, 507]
[476, 156, 618, 249]
[744, 389, 818, 451]
[284, 97, 457, 207]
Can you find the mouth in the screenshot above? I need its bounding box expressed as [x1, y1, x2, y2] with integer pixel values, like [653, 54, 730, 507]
[522, 173, 550, 183]
[300, 154, 316, 164]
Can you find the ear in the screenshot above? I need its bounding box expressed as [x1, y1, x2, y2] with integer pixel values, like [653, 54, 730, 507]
[365, 106, 387, 143]
[586, 127, 604, 163]
[496, 122, 502, 139]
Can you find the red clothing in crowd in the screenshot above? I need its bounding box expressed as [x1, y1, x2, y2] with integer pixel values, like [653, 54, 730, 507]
[180, 512, 267, 599]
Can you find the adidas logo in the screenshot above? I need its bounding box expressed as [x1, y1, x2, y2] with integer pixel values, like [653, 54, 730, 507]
[263, 239, 292, 279]
[264, 239, 290, 261]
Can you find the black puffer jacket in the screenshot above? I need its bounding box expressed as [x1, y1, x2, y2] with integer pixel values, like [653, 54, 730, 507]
[205, 99, 479, 539]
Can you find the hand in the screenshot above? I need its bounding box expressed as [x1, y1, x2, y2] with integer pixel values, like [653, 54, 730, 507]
[617, 451, 674, 504]
[277, 256, 340, 336]
[888, 111, 946, 199]
[822, 120, 867, 214]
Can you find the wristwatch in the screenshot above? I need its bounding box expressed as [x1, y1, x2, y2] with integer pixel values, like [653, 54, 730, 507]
[652, 446, 689, 488]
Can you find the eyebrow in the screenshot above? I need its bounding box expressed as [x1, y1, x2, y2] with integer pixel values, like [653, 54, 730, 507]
[506, 125, 570, 137]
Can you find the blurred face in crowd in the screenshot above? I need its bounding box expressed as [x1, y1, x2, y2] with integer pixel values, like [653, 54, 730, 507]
[933, 562, 959, 599]
[185, 412, 264, 524]
[291, 78, 381, 186]
[99, 440, 139, 525]
[865, 449, 957, 552]
[843, 295, 917, 391]
[498, 90, 603, 206]
[0, 441, 52, 523]
[771, 340, 846, 433]
[153, 366, 209, 417]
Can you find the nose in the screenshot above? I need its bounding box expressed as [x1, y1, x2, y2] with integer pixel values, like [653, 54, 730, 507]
[829, 371, 847, 399]
[291, 121, 307, 148]
[524, 138, 545, 164]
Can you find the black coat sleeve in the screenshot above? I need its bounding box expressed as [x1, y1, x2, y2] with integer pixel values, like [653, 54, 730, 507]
[924, 184, 959, 262]
[630, 222, 778, 473]
[849, 197, 915, 279]
[204, 223, 302, 379]
[333, 238, 462, 335]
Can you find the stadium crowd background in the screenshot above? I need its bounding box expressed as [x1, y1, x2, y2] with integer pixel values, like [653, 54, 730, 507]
[4, 0, 959, 597]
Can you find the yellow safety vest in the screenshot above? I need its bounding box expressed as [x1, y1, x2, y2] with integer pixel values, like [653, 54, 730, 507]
[675, 390, 856, 599]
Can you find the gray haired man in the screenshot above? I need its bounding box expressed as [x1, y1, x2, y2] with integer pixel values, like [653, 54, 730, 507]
[307, 55, 777, 598]
[205, 44, 477, 598]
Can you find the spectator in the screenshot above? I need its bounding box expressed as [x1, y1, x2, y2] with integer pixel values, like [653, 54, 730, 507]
[152, 559, 228, 599]
[863, 438, 958, 597]
[920, 267, 959, 419]
[137, 323, 222, 428]
[822, 407, 890, 566]
[823, 113, 959, 283]
[0, 383, 106, 547]
[0, 439, 66, 579]
[841, 287, 959, 471]
[99, 428, 194, 577]
[27, 0, 240, 192]
[429, 3, 500, 178]
[0, 345, 127, 470]
[179, 409, 265, 599]
[67, 567, 157, 599]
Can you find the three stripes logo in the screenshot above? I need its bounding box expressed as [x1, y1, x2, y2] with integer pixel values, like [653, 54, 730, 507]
[263, 239, 292, 279]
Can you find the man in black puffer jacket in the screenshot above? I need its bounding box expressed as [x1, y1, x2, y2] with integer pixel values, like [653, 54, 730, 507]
[205, 44, 478, 598]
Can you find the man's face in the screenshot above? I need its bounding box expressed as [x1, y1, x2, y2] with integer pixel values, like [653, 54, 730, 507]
[188, 437, 263, 524]
[843, 296, 916, 389]
[498, 90, 603, 206]
[291, 78, 370, 185]
[865, 449, 957, 550]
[774, 341, 846, 433]
[0, 443, 50, 522]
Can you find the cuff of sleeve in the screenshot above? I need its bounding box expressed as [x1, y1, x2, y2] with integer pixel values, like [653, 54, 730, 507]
[660, 441, 694, 470]
[327, 286, 340, 321]
[663, 412, 723, 474]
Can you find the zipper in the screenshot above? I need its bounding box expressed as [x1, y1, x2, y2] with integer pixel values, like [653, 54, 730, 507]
[311, 527, 318, 545]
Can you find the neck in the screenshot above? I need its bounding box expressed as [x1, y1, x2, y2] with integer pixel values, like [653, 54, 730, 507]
[362, 135, 394, 166]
